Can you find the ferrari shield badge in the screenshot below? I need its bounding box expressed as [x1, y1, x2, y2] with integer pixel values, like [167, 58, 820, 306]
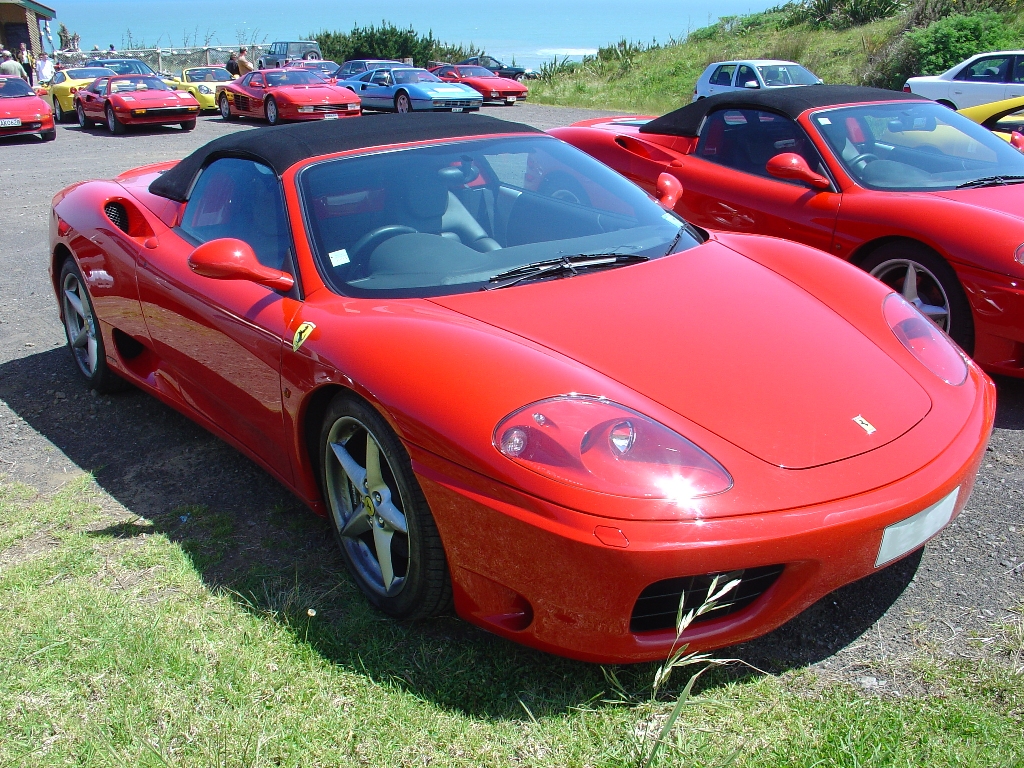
[292, 322, 316, 352]
[852, 415, 877, 435]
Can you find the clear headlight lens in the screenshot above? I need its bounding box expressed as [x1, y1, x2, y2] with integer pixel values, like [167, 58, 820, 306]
[198, 85, 212, 94]
[494, 395, 733, 500]
[883, 293, 967, 385]
[1015, 242, 1024, 265]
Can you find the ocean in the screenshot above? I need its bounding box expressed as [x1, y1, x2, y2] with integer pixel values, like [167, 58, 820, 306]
[51, 0, 768, 69]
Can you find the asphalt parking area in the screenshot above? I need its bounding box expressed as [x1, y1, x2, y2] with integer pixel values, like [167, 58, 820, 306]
[1, 104, 1022, 682]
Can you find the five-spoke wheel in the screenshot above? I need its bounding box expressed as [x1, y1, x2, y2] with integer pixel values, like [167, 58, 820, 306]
[59, 259, 126, 392]
[395, 92, 411, 114]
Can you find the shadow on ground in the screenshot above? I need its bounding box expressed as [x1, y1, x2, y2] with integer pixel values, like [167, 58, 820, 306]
[0, 347, 961, 717]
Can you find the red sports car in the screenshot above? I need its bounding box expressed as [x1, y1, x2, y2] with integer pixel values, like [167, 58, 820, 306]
[75, 74, 200, 133]
[49, 114, 993, 663]
[430, 64, 528, 105]
[550, 85, 1024, 378]
[217, 68, 360, 125]
[0, 75, 55, 141]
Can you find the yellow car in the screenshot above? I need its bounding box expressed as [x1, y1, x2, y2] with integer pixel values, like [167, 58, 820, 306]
[39, 66, 115, 123]
[167, 66, 235, 111]
[958, 95, 1024, 148]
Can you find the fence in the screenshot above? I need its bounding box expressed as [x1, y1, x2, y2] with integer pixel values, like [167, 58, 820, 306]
[54, 45, 270, 76]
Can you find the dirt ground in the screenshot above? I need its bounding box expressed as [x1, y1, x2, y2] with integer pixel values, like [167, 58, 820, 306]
[1, 103, 1022, 684]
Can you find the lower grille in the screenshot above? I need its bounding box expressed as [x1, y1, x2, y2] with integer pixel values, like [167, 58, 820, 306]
[437, 100, 476, 108]
[630, 565, 784, 633]
[136, 107, 196, 116]
[310, 103, 355, 112]
[234, 95, 250, 111]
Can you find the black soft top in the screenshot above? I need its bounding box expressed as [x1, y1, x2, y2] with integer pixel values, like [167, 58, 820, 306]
[149, 113, 541, 202]
[640, 85, 924, 138]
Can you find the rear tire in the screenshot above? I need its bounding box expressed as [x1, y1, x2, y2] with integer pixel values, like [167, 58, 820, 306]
[53, 99, 65, 123]
[219, 93, 236, 120]
[59, 258, 129, 393]
[76, 102, 92, 128]
[106, 104, 125, 134]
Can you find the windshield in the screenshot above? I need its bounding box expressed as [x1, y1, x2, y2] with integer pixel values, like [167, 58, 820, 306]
[457, 66, 497, 78]
[298, 135, 702, 298]
[394, 69, 441, 84]
[266, 70, 326, 86]
[813, 102, 1024, 191]
[185, 67, 232, 82]
[757, 64, 818, 86]
[65, 67, 115, 80]
[99, 60, 156, 75]
[0, 78, 34, 98]
[109, 76, 171, 93]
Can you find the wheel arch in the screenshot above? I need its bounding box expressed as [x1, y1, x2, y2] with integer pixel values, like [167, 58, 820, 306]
[51, 243, 75, 317]
[849, 235, 942, 270]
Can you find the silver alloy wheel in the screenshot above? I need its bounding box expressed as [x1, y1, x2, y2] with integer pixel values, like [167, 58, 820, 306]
[54, 99, 64, 122]
[62, 271, 98, 377]
[325, 416, 410, 597]
[870, 258, 951, 331]
[76, 103, 86, 127]
[396, 93, 410, 113]
[219, 94, 230, 119]
[106, 106, 116, 132]
[266, 98, 278, 124]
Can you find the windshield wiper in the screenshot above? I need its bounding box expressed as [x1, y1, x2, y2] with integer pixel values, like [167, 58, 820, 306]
[956, 175, 1024, 189]
[485, 253, 649, 290]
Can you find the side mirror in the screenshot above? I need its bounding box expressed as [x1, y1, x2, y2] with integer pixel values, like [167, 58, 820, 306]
[743, 80, 759, 89]
[188, 238, 294, 291]
[1011, 131, 1024, 152]
[656, 171, 683, 210]
[765, 153, 831, 190]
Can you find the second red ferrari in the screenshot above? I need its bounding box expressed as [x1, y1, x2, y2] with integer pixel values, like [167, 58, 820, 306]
[217, 68, 360, 125]
[75, 74, 201, 133]
[430, 64, 527, 105]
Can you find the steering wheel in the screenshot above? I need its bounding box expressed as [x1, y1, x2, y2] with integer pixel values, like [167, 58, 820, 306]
[349, 225, 419, 266]
[848, 153, 879, 172]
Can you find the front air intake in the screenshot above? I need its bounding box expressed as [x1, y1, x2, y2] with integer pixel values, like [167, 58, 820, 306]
[630, 565, 784, 633]
[104, 202, 129, 233]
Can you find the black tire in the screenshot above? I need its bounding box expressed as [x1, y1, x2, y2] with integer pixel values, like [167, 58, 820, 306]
[59, 258, 129, 393]
[53, 99, 65, 123]
[76, 102, 91, 128]
[860, 240, 974, 354]
[106, 104, 125, 134]
[304, 51, 318, 60]
[180, 119, 196, 131]
[265, 96, 280, 125]
[936, 99, 957, 109]
[319, 392, 451, 619]
[394, 91, 411, 114]
[41, 128, 56, 142]
[219, 93, 236, 120]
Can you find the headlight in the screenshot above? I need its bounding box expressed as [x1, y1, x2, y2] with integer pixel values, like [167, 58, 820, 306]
[1015, 242, 1024, 265]
[298, 105, 314, 113]
[883, 293, 967, 385]
[490, 90, 499, 97]
[198, 85, 212, 94]
[494, 395, 732, 500]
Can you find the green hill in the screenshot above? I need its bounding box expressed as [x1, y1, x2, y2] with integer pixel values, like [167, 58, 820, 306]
[530, 0, 1024, 114]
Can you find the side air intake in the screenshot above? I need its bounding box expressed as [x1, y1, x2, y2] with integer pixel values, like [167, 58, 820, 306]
[104, 202, 129, 233]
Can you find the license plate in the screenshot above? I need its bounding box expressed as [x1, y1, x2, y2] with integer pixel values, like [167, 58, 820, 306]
[507, 96, 516, 102]
[323, 113, 339, 119]
[875, 487, 959, 567]
[452, 107, 463, 113]
[0, 118, 21, 127]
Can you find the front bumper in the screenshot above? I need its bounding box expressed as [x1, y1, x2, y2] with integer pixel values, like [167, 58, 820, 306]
[410, 376, 994, 663]
[119, 106, 199, 125]
[412, 98, 481, 112]
[281, 103, 361, 120]
[0, 115, 54, 138]
[958, 262, 1024, 377]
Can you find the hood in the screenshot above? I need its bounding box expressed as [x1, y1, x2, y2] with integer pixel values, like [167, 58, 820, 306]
[431, 241, 931, 469]
[273, 84, 355, 103]
[424, 84, 479, 97]
[0, 95, 47, 117]
[118, 90, 195, 106]
[931, 185, 1024, 222]
[465, 76, 524, 90]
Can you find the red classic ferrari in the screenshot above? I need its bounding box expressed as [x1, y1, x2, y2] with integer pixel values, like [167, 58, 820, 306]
[0, 75, 55, 141]
[75, 74, 201, 134]
[217, 68, 360, 125]
[49, 114, 994, 662]
[550, 86, 1024, 378]
[430, 64, 528, 105]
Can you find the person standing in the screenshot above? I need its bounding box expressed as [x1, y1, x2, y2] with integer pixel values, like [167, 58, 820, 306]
[225, 52, 239, 77]
[237, 47, 253, 76]
[35, 51, 54, 84]
[0, 50, 27, 79]
[17, 42, 34, 85]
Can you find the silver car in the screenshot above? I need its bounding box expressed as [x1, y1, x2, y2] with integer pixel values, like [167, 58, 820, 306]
[692, 59, 822, 102]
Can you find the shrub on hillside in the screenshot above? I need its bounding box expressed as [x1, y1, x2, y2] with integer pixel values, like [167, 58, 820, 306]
[310, 22, 478, 67]
[806, 0, 903, 29]
[906, 10, 1017, 73]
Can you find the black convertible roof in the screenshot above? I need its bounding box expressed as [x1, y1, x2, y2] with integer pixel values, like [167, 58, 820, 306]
[639, 85, 924, 138]
[149, 113, 541, 201]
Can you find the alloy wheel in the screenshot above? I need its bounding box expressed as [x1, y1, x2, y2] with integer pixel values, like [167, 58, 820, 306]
[266, 98, 278, 124]
[76, 103, 86, 128]
[54, 100, 64, 122]
[870, 258, 951, 331]
[396, 94, 410, 113]
[219, 95, 231, 119]
[62, 271, 98, 377]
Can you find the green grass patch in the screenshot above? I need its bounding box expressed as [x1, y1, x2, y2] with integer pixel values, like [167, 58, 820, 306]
[1, 477, 1021, 766]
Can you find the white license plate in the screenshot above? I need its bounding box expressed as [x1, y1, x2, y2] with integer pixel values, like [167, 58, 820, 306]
[323, 113, 339, 119]
[452, 107, 463, 112]
[875, 487, 959, 567]
[507, 96, 516, 102]
[0, 118, 22, 127]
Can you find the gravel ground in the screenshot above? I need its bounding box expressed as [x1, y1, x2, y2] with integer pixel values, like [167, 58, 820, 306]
[1, 103, 1022, 683]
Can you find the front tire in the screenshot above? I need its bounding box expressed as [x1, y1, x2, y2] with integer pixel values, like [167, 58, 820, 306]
[861, 241, 974, 353]
[320, 393, 451, 619]
[106, 104, 125, 134]
[265, 97, 280, 125]
[59, 259, 127, 393]
[41, 128, 56, 142]
[395, 92, 411, 113]
[180, 119, 196, 131]
[219, 93, 236, 120]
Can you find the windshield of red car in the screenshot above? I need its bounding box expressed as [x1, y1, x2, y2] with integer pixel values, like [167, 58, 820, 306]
[298, 135, 703, 298]
[265, 70, 326, 86]
[109, 76, 171, 93]
[457, 66, 497, 78]
[65, 68, 116, 80]
[814, 102, 1024, 191]
[0, 78, 34, 98]
[393, 69, 441, 84]
[185, 67, 232, 83]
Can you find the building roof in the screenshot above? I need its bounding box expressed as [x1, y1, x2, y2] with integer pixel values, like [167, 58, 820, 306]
[0, 0, 57, 20]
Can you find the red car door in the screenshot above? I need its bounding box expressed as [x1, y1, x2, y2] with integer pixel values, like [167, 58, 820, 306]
[80, 78, 108, 120]
[673, 107, 840, 253]
[244, 72, 265, 115]
[135, 157, 299, 478]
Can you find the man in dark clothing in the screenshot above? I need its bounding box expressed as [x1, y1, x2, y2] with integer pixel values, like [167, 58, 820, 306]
[225, 52, 239, 77]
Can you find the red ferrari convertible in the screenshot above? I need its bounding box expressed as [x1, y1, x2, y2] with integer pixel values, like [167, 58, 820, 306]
[217, 68, 360, 125]
[550, 85, 1024, 378]
[49, 114, 993, 662]
[430, 64, 528, 105]
[0, 74, 55, 141]
[75, 74, 200, 134]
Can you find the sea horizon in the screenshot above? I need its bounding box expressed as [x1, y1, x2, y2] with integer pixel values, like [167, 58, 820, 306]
[48, 0, 771, 69]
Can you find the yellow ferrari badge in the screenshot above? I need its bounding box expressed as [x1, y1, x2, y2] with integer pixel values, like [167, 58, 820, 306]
[292, 322, 316, 352]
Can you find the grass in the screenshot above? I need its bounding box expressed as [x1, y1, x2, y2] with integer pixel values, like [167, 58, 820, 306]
[1, 475, 1022, 766]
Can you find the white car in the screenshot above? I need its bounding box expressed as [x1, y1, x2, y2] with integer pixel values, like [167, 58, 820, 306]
[905, 51, 1024, 109]
[692, 59, 822, 101]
